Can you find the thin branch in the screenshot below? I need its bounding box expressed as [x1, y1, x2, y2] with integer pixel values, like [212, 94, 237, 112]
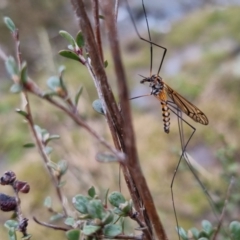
[11, 30, 68, 217]
[33, 217, 70, 231]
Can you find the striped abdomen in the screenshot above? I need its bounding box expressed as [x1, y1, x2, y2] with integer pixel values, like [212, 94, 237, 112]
[161, 101, 170, 133]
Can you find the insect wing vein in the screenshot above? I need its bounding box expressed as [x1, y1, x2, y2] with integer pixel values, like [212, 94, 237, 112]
[163, 83, 209, 125]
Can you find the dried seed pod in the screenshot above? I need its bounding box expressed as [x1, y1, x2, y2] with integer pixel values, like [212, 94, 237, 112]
[0, 193, 17, 212]
[0, 171, 16, 185]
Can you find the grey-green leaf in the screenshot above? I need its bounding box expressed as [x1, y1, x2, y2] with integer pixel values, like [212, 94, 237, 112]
[5, 56, 18, 77]
[82, 225, 101, 236]
[44, 196, 52, 208]
[10, 83, 22, 93]
[92, 99, 104, 115]
[23, 143, 35, 148]
[103, 224, 122, 237]
[4, 17, 16, 32]
[108, 192, 125, 207]
[87, 199, 104, 219]
[72, 195, 90, 214]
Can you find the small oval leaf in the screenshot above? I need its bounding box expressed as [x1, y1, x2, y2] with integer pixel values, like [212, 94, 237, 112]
[44, 196, 52, 208]
[23, 143, 35, 148]
[108, 192, 125, 207]
[103, 224, 122, 237]
[4, 17, 16, 32]
[10, 83, 22, 93]
[66, 229, 80, 240]
[59, 50, 80, 62]
[92, 99, 105, 115]
[82, 225, 101, 236]
[88, 186, 96, 198]
[76, 31, 85, 48]
[59, 30, 76, 47]
[72, 195, 90, 214]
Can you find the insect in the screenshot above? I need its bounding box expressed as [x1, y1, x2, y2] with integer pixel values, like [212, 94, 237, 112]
[126, 0, 218, 238]
[140, 74, 209, 133]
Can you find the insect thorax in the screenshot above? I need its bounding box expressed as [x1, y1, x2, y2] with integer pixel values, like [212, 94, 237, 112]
[142, 74, 164, 96]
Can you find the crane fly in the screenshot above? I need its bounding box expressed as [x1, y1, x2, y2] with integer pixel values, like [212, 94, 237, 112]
[139, 74, 209, 133]
[126, 0, 220, 238]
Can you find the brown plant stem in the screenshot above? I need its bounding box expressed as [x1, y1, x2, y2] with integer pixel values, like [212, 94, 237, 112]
[69, 0, 153, 238]
[100, 1, 168, 240]
[33, 217, 70, 231]
[91, 0, 104, 63]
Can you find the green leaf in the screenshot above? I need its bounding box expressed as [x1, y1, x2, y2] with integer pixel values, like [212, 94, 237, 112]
[76, 31, 84, 48]
[230, 221, 240, 240]
[50, 213, 63, 222]
[104, 189, 109, 207]
[47, 76, 61, 91]
[4, 17, 16, 32]
[198, 231, 209, 238]
[23, 143, 35, 148]
[5, 56, 18, 77]
[88, 186, 96, 198]
[8, 229, 17, 240]
[103, 224, 122, 237]
[87, 199, 104, 219]
[44, 146, 52, 155]
[104, 60, 108, 68]
[92, 99, 105, 115]
[176, 227, 188, 240]
[45, 135, 60, 145]
[189, 227, 199, 239]
[10, 83, 22, 93]
[15, 108, 28, 117]
[119, 201, 131, 215]
[64, 217, 75, 227]
[4, 220, 18, 230]
[72, 195, 90, 214]
[66, 229, 80, 240]
[59, 30, 76, 47]
[96, 152, 118, 163]
[201, 220, 213, 236]
[47, 161, 59, 172]
[108, 192, 125, 207]
[58, 160, 68, 176]
[102, 211, 114, 225]
[20, 61, 28, 83]
[82, 225, 101, 236]
[59, 50, 80, 62]
[75, 86, 83, 107]
[58, 65, 66, 75]
[44, 196, 52, 208]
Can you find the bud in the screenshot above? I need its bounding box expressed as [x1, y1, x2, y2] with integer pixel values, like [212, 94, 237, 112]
[14, 181, 30, 194]
[0, 171, 16, 185]
[0, 193, 17, 212]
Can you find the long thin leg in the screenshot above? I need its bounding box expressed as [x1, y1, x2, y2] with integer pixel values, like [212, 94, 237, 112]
[168, 102, 220, 220]
[125, 0, 167, 75]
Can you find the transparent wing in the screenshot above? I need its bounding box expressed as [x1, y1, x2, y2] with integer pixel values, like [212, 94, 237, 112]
[163, 83, 209, 125]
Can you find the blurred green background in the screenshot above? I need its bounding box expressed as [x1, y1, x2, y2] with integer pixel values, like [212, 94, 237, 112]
[0, 0, 240, 239]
